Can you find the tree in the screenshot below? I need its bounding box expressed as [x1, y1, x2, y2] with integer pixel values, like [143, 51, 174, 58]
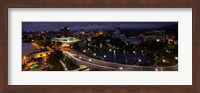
[46, 49, 64, 71]
[63, 57, 79, 70]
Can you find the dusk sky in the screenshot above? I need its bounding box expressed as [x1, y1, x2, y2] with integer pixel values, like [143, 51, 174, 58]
[22, 22, 177, 31]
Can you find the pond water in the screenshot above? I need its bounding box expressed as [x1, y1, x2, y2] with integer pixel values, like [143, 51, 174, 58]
[88, 47, 150, 65]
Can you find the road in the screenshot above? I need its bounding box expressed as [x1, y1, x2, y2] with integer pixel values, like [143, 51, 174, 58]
[61, 48, 178, 71]
[59, 60, 68, 71]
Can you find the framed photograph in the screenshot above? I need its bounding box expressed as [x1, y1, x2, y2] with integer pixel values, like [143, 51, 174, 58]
[1, 0, 199, 93]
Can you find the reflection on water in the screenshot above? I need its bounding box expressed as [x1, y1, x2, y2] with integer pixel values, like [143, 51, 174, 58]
[88, 48, 150, 65]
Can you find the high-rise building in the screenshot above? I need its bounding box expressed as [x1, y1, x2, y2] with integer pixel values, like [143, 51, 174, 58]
[60, 27, 71, 37]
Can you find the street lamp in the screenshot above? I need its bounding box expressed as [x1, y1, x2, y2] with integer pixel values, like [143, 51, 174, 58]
[83, 50, 86, 53]
[155, 68, 159, 71]
[175, 57, 178, 60]
[166, 50, 171, 53]
[89, 59, 92, 62]
[163, 59, 166, 63]
[103, 55, 106, 58]
[113, 50, 116, 62]
[109, 49, 112, 52]
[119, 67, 123, 71]
[138, 59, 141, 62]
[156, 39, 160, 42]
[23, 56, 27, 64]
[93, 53, 96, 56]
[79, 56, 82, 59]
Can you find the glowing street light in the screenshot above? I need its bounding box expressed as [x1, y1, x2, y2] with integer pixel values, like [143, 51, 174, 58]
[103, 55, 106, 58]
[138, 59, 141, 62]
[156, 39, 160, 42]
[23, 56, 27, 64]
[155, 68, 159, 71]
[163, 59, 166, 63]
[79, 56, 82, 59]
[166, 50, 171, 53]
[109, 49, 112, 52]
[119, 67, 123, 71]
[89, 59, 92, 62]
[93, 53, 96, 56]
[83, 50, 86, 53]
[133, 51, 136, 54]
[175, 57, 178, 60]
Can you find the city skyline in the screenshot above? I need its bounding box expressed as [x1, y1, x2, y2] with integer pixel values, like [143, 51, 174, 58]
[22, 22, 178, 31]
[22, 22, 178, 71]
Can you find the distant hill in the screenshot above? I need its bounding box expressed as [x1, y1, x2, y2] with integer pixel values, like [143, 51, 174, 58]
[160, 24, 178, 37]
[161, 23, 178, 29]
[118, 24, 178, 38]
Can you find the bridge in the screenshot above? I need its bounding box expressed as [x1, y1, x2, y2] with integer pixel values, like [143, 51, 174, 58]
[62, 48, 178, 71]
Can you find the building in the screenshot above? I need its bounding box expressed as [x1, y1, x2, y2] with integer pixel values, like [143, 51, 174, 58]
[51, 37, 80, 45]
[60, 27, 71, 37]
[22, 43, 52, 64]
[112, 27, 121, 38]
[112, 27, 142, 45]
